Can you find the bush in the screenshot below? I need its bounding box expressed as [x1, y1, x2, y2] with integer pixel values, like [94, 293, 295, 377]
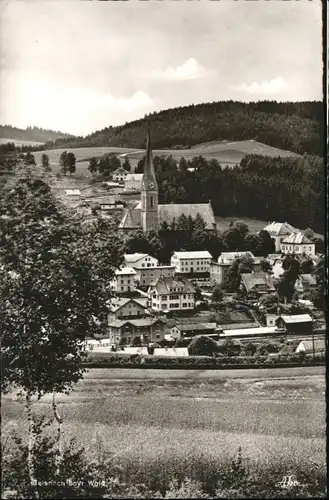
[188, 336, 219, 356]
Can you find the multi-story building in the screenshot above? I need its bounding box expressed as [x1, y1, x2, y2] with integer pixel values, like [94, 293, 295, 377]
[110, 267, 137, 294]
[124, 253, 159, 269]
[148, 276, 196, 312]
[210, 252, 261, 285]
[108, 297, 148, 322]
[280, 232, 315, 258]
[262, 222, 298, 252]
[135, 265, 175, 289]
[112, 167, 129, 183]
[124, 173, 144, 191]
[171, 251, 212, 275]
[108, 317, 167, 345]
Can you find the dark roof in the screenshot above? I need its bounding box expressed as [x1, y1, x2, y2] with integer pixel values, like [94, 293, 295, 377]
[109, 318, 165, 328]
[119, 201, 216, 231]
[149, 276, 195, 294]
[109, 297, 148, 312]
[158, 202, 216, 230]
[175, 322, 217, 332]
[240, 273, 275, 292]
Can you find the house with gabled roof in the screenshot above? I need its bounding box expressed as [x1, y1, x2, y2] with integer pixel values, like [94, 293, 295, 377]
[124, 253, 159, 269]
[112, 166, 128, 183]
[148, 276, 196, 312]
[110, 267, 137, 294]
[276, 314, 313, 335]
[240, 272, 275, 299]
[280, 232, 315, 258]
[108, 317, 167, 345]
[108, 297, 149, 322]
[124, 173, 144, 191]
[262, 222, 298, 252]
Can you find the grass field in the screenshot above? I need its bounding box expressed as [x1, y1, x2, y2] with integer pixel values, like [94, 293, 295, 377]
[0, 138, 44, 147]
[32, 139, 299, 176]
[2, 366, 326, 495]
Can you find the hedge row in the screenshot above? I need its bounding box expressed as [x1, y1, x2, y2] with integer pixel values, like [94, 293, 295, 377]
[83, 352, 325, 369]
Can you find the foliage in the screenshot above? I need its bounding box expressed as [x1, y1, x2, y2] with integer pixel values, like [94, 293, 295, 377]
[1, 417, 108, 499]
[223, 254, 254, 293]
[88, 157, 98, 175]
[42, 100, 323, 156]
[41, 154, 51, 172]
[0, 125, 75, 143]
[59, 151, 76, 175]
[212, 285, 224, 303]
[312, 255, 325, 310]
[276, 254, 301, 302]
[0, 175, 124, 397]
[188, 336, 219, 356]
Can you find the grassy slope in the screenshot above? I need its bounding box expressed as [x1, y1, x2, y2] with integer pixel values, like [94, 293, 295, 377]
[32, 139, 299, 176]
[2, 367, 326, 476]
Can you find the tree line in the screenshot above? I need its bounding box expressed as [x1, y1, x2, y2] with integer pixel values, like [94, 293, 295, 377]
[135, 152, 324, 233]
[41, 100, 323, 156]
[0, 125, 75, 143]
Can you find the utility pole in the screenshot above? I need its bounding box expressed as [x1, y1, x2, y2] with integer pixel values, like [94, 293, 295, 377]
[311, 317, 315, 361]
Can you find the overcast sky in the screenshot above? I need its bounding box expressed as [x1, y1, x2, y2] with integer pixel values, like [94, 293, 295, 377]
[0, 0, 323, 136]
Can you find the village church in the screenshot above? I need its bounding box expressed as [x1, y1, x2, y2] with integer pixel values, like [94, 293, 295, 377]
[119, 133, 216, 233]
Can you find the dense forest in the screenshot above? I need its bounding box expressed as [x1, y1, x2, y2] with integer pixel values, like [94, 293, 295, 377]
[0, 125, 75, 143]
[42, 100, 323, 155]
[134, 153, 324, 234]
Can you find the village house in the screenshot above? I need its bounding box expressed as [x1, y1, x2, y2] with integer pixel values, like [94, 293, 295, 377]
[240, 272, 275, 299]
[171, 251, 212, 275]
[108, 317, 167, 345]
[124, 253, 159, 269]
[262, 221, 298, 252]
[96, 197, 124, 212]
[210, 252, 261, 285]
[124, 173, 144, 191]
[276, 314, 313, 335]
[280, 232, 315, 258]
[148, 276, 196, 312]
[135, 265, 176, 289]
[265, 313, 280, 327]
[108, 297, 148, 322]
[110, 267, 137, 294]
[112, 166, 128, 183]
[170, 322, 217, 340]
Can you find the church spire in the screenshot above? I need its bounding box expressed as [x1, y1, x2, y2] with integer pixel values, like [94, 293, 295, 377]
[142, 131, 158, 190]
[141, 132, 158, 232]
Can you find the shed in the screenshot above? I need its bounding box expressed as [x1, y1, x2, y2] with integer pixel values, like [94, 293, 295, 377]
[276, 314, 313, 335]
[295, 340, 325, 354]
[65, 189, 81, 196]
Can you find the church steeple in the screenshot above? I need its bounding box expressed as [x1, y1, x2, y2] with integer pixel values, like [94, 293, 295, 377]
[141, 132, 158, 191]
[141, 132, 158, 232]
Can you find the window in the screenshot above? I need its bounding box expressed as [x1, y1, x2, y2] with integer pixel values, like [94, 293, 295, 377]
[156, 334, 160, 339]
[309, 246, 312, 251]
[162, 295, 167, 300]
[150, 197, 154, 208]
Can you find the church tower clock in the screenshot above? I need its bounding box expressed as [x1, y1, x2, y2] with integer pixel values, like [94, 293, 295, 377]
[141, 132, 159, 232]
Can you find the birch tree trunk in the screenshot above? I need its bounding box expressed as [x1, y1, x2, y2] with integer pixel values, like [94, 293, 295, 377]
[52, 392, 62, 476]
[25, 391, 38, 497]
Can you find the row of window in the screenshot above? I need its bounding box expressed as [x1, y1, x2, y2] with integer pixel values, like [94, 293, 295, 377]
[281, 245, 313, 252]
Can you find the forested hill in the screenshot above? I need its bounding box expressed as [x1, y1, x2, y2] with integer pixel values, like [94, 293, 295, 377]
[43, 100, 323, 156]
[0, 125, 75, 143]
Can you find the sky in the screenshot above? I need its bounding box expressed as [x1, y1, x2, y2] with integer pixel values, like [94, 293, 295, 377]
[0, 0, 323, 137]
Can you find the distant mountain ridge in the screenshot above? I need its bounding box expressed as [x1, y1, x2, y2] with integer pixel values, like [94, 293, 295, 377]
[0, 125, 75, 144]
[42, 100, 323, 156]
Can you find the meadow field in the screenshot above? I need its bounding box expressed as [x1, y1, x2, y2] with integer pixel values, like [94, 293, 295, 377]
[2, 367, 326, 496]
[32, 138, 299, 176]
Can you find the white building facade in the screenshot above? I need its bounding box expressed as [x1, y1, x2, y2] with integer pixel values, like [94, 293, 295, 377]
[111, 267, 137, 294]
[124, 253, 159, 269]
[148, 276, 196, 312]
[280, 232, 315, 258]
[171, 251, 212, 274]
